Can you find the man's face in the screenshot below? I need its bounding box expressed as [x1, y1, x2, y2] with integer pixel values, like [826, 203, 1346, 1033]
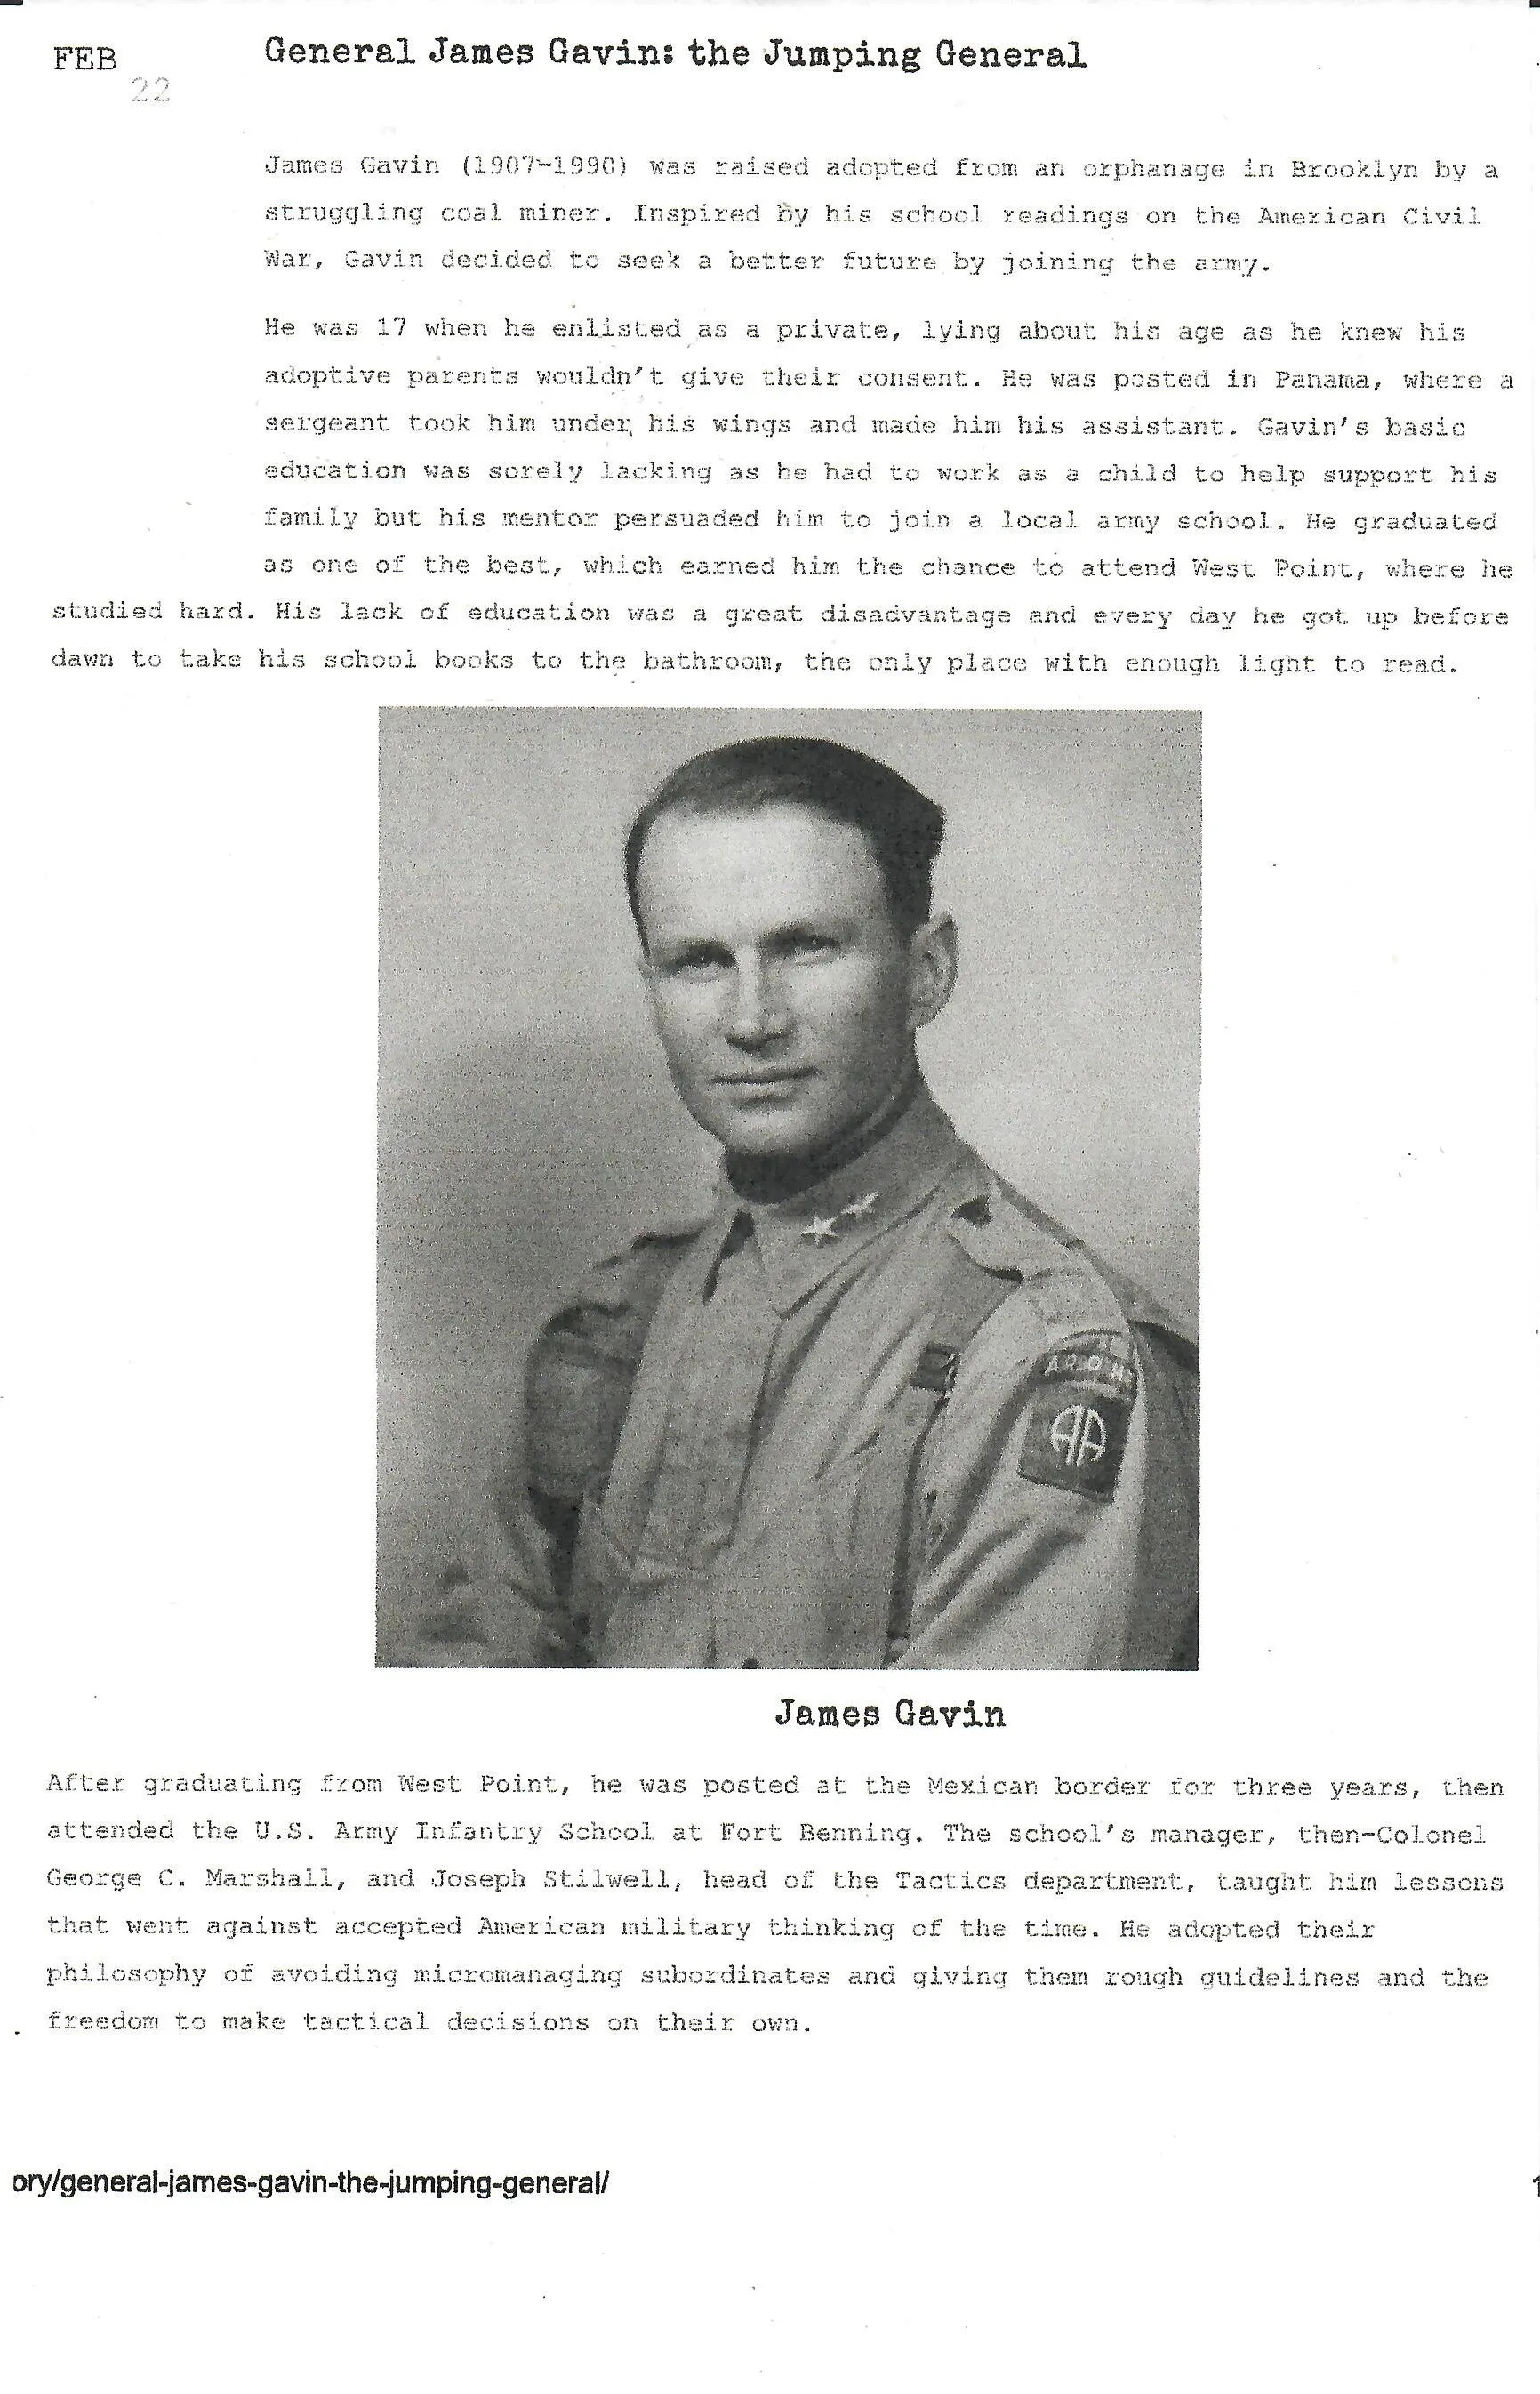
[635, 804, 942, 1162]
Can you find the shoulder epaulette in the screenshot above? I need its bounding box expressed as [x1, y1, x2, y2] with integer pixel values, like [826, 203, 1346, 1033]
[944, 1175, 1132, 1344]
[958, 1172, 1196, 1354]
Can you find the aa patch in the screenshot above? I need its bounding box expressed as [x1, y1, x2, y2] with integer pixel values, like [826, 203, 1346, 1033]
[1017, 1330, 1137, 1499]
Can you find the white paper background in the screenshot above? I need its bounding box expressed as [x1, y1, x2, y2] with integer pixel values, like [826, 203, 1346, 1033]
[3, 4, 1536, 2386]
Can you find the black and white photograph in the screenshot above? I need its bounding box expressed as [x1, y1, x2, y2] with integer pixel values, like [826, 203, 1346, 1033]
[379, 709, 1200, 1670]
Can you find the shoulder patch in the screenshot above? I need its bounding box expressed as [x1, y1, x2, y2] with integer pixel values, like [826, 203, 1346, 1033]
[1017, 1330, 1137, 1499]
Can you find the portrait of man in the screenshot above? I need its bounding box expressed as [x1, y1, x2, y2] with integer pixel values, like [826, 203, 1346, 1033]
[378, 711, 1199, 1672]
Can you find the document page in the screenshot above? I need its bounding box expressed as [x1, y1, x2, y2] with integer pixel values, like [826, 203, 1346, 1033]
[4, 3, 1536, 2385]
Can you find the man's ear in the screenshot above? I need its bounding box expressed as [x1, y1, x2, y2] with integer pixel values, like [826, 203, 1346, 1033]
[907, 912, 958, 1030]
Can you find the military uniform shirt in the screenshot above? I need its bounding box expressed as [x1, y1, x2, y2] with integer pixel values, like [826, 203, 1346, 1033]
[475, 1084, 1197, 1670]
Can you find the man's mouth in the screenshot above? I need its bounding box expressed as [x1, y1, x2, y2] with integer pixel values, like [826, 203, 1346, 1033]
[716, 1068, 814, 1089]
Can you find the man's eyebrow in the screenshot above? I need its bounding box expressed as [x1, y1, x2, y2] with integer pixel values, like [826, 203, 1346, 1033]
[763, 919, 846, 948]
[652, 911, 855, 951]
[651, 932, 734, 963]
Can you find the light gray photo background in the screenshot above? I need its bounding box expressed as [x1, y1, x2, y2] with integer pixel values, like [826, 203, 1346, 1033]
[378, 707, 1199, 1660]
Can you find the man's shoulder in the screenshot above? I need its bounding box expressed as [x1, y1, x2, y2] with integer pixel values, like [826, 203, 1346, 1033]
[940, 1162, 1197, 1363]
[931, 1170, 1199, 1512]
[543, 1216, 710, 1353]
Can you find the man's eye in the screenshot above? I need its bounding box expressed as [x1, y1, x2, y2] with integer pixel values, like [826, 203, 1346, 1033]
[783, 933, 838, 958]
[666, 951, 728, 977]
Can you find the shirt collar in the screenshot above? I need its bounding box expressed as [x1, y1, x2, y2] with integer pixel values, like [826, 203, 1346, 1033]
[704, 1081, 968, 1314]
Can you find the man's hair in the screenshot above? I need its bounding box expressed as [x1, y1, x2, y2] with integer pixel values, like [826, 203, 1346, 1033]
[624, 736, 946, 939]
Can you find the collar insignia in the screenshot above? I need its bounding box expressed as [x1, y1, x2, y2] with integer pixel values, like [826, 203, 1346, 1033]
[800, 1213, 842, 1246]
[841, 1191, 879, 1220]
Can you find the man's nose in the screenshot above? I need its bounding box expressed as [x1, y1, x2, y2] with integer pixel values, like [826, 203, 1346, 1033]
[722, 954, 792, 1045]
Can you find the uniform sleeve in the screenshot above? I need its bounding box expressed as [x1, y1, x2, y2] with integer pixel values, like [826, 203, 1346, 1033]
[376, 1283, 614, 1670]
[472, 1450, 593, 1667]
[383, 1229, 700, 1668]
[443, 1289, 634, 1668]
[376, 1430, 583, 1670]
[898, 1306, 1194, 1670]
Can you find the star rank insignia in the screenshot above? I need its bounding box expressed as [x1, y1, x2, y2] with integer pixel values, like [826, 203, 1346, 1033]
[800, 1213, 842, 1245]
[841, 1192, 879, 1220]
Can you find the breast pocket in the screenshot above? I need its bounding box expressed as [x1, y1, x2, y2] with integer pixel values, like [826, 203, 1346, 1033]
[710, 1441, 900, 1671]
